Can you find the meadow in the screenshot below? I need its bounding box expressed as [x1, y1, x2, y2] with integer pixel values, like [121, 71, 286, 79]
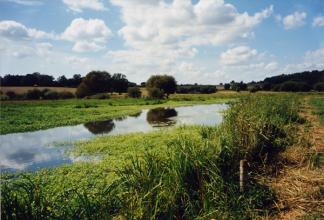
[2, 92, 324, 219]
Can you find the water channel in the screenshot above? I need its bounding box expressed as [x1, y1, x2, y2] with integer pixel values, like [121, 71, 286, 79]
[1, 104, 227, 173]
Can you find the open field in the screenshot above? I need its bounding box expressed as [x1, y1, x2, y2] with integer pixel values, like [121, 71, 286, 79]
[0, 86, 77, 94]
[2, 92, 324, 219]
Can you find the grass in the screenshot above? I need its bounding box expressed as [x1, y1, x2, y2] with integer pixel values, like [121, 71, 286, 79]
[1, 95, 235, 135]
[2, 93, 308, 219]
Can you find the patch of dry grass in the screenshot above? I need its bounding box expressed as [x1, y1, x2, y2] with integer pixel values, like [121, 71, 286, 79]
[262, 97, 324, 219]
[1, 86, 76, 94]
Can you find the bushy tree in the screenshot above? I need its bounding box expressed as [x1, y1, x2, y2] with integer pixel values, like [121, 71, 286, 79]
[21, 74, 39, 86]
[75, 71, 112, 98]
[262, 82, 271, 91]
[6, 91, 16, 99]
[146, 75, 177, 99]
[280, 81, 300, 92]
[127, 87, 142, 98]
[224, 83, 231, 90]
[232, 82, 247, 92]
[112, 73, 128, 95]
[26, 89, 41, 99]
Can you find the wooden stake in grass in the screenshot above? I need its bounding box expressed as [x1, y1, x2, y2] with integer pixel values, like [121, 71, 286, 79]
[240, 160, 248, 192]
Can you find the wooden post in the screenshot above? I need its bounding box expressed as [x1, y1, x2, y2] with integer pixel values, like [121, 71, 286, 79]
[240, 160, 248, 192]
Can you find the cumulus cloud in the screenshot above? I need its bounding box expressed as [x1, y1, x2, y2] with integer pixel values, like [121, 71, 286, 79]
[312, 15, 324, 27]
[0, 20, 53, 41]
[282, 12, 306, 29]
[62, 0, 109, 13]
[9, 43, 53, 58]
[73, 41, 106, 52]
[219, 46, 257, 65]
[109, 0, 272, 55]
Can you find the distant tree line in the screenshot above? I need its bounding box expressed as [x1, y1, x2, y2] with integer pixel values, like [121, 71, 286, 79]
[1, 72, 82, 87]
[177, 85, 217, 94]
[263, 69, 324, 92]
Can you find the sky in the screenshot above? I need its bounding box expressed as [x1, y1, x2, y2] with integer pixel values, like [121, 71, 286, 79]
[0, 0, 323, 85]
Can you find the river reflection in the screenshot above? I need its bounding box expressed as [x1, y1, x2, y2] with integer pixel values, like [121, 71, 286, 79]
[1, 104, 227, 172]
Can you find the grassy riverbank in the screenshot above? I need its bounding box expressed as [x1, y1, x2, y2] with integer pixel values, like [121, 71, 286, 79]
[1, 93, 237, 135]
[3, 93, 315, 219]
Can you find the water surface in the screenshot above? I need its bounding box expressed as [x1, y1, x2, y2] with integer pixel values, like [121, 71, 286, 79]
[1, 104, 227, 173]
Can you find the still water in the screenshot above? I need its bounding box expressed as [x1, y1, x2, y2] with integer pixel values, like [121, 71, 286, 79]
[1, 104, 227, 173]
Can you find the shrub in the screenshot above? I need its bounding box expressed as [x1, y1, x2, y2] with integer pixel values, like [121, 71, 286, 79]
[44, 90, 59, 100]
[40, 88, 50, 99]
[249, 87, 259, 93]
[5, 91, 16, 99]
[26, 89, 41, 100]
[314, 83, 324, 92]
[75, 83, 92, 98]
[127, 87, 142, 98]
[59, 91, 75, 99]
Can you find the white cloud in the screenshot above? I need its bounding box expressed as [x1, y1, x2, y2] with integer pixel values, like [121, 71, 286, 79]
[5, 0, 42, 6]
[62, 0, 108, 13]
[280, 48, 324, 73]
[9, 43, 53, 58]
[312, 15, 324, 27]
[264, 62, 279, 71]
[0, 20, 53, 41]
[73, 41, 106, 52]
[219, 46, 257, 65]
[274, 14, 282, 23]
[109, 0, 272, 55]
[282, 12, 306, 30]
[60, 18, 114, 43]
[64, 56, 88, 64]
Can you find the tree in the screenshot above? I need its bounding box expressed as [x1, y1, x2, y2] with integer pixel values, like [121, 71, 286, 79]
[21, 74, 39, 86]
[57, 75, 68, 87]
[146, 75, 177, 99]
[72, 74, 82, 87]
[127, 87, 142, 98]
[262, 82, 271, 91]
[75, 71, 112, 98]
[112, 73, 128, 95]
[224, 83, 231, 90]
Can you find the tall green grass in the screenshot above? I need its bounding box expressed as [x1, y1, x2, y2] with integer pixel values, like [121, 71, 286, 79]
[1, 93, 302, 219]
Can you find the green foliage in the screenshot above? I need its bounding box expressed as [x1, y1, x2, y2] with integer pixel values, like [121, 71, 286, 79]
[59, 91, 75, 99]
[299, 82, 312, 92]
[5, 90, 16, 100]
[224, 83, 231, 90]
[249, 87, 259, 93]
[232, 82, 247, 91]
[127, 87, 142, 98]
[177, 85, 217, 94]
[314, 83, 324, 92]
[76, 71, 112, 98]
[88, 93, 110, 99]
[273, 84, 281, 92]
[26, 89, 42, 100]
[262, 82, 271, 91]
[43, 90, 59, 100]
[146, 75, 177, 98]
[280, 81, 300, 92]
[112, 73, 128, 95]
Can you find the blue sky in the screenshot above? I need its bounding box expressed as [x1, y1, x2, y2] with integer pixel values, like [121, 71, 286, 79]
[1, 0, 323, 84]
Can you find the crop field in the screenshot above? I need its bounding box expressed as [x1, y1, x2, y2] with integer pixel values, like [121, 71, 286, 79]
[1, 92, 324, 219]
[0, 86, 77, 94]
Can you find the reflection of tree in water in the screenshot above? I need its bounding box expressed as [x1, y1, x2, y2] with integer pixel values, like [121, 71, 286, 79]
[84, 119, 115, 134]
[114, 116, 127, 121]
[129, 111, 142, 118]
[146, 108, 177, 127]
